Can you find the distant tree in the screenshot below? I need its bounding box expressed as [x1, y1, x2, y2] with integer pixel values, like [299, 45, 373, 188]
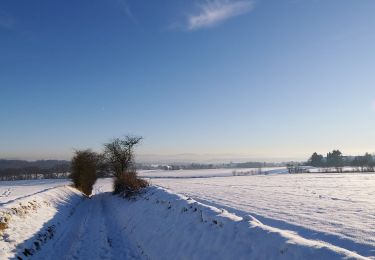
[356, 153, 375, 172]
[286, 162, 306, 173]
[286, 163, 294, 173]
[351, 156, 363, 171]
[326, 150, 344, 172]
[70, 150, 100, 196]
[363, 153, 374, 171]
[308, 152, 324, 167]
[104, 136, 141, 177]
[104, 136, 148, 196]
[369, 155, 375, 172]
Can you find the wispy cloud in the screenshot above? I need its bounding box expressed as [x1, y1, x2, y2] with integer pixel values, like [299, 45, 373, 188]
[187, 0, 254, 30]
[117, 0, 137, 23]
[0, 10, 15, 30]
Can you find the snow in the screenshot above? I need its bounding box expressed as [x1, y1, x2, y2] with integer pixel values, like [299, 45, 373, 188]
[31, 190, 143, 260]
[0, 185, 82, 259]
[1, 171, 374, 259]
[151, 171, 375, 258]
[0, 179, 70, 204]
[104, 185, 368, 260]
[0, 182, 142, 259]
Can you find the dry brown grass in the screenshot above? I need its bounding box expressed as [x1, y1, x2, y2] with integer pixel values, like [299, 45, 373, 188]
[113, 171, 149, 197]
[0, 213, 11, 233]
[0, 221, 8, 232]
[0, 199, 41, 234]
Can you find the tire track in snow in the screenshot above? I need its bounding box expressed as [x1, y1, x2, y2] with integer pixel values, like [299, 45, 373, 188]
[101, 194, 146, 260]
[31, 198, 92, 260]
[31, 192, 142, 260]
[68, 196, 112, 260]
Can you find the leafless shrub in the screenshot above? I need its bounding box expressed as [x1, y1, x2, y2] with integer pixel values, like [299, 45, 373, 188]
[70, 150, 100, 196]
[113, 170, 149, 197]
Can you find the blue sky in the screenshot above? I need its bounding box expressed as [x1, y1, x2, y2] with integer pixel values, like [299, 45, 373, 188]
[1, 0, 375, 162]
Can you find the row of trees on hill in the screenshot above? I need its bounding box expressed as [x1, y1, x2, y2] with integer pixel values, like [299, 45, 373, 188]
[70, 136, 148, 196]
[307, 150, 375, 172]
[0, 164, 70, 181]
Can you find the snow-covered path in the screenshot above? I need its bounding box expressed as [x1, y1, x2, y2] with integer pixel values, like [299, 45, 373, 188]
[31, 192, 143, 260]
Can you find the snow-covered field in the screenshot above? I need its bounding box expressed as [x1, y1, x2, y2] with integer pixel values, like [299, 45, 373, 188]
[0, 179, 70, 205]
[1, 169, 374, 259]
[151, 171, 375, 258]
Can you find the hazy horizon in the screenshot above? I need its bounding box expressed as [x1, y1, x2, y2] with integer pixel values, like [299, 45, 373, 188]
[0, 151, 304, 163]
[0, 150, 372, 164]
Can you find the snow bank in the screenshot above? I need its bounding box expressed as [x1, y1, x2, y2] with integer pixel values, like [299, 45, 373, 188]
[113, 187, 368, 260]
[0, 179, 71, 204]
[152, 172, 375, 256]
[0, 185, 84, 259]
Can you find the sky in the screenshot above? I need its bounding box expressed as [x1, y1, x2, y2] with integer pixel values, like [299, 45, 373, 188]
[0, 0, 375, 162]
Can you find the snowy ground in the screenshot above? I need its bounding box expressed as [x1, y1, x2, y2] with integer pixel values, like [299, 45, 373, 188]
[0, 179, 70, 204]
[29, 190, 143, 260]
[151, 171, 375, 258]
[1, 169, 374, 259]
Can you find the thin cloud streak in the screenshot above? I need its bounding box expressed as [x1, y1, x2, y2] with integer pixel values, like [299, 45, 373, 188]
[117, 0, 137, 23]
[187, 0, 254, 30]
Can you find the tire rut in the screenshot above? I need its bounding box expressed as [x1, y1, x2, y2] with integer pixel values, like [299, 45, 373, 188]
[29, 193, 141, 260]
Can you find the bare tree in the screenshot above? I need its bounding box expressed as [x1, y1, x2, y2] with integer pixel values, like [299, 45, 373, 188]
[104, 136, 148, 195]
[104, 136, 142, 177]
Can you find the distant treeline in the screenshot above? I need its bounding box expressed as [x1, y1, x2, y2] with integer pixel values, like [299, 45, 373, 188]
[0, 159, 69, 170]
[229, 162, 280, 168]
[137, 163, 216, 171]
[2, 150, 373, 181]
[0, 160, 71, 181]
[306, 150, 375, 172]
[137, 161, 280, 171]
